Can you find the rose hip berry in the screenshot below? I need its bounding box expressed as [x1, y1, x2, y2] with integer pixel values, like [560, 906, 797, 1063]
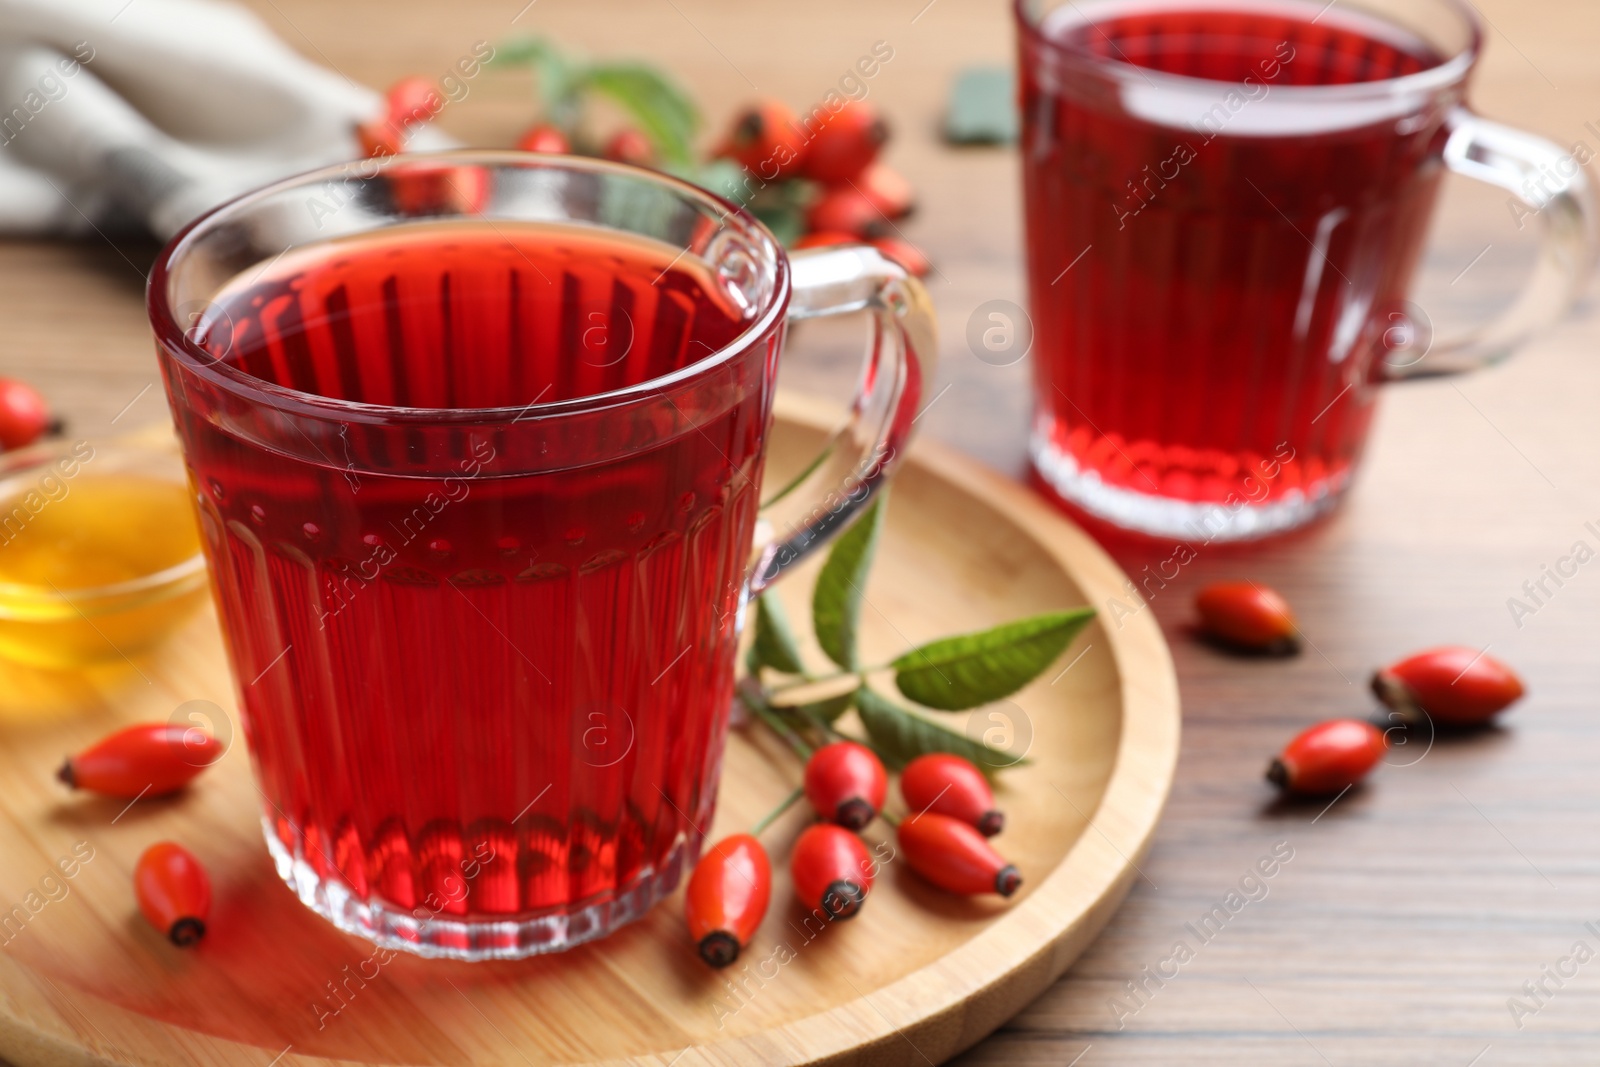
[58, 723, 224, 798]
[1195, 580, 1300, 654]
[869, 236, 930, 278]
[900, 753, 1004, 836]
[685, 833, 771, 968]
[356, 118, 401, 159]
[384, 76, 442, 131]
[604, 128, 655, 167]
[516, 124, 571, 155]
[0, 379, 53, 451]
[857, 162, 915, 219]
[135, 842, 211, 946]
[1267, 719, 1387, 796]
[805, 184, 883, 238]
[897, 812, 1021, 897]
[794, 231, 858, 250]
[355, 78, 442, 161]
[804, 741, 888, 830]
[720, 98, 806, 178]
[800, 100, 888, 182]
[791, 823, 874, 920]
[1372, 646, 1524, 728]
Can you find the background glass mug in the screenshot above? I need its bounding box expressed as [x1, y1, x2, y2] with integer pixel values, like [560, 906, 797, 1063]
[1017, 0, 1596, 541]
[148, 152, 936, 960]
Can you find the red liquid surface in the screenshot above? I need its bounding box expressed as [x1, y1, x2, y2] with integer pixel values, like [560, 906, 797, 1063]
[1021, 1, 1450, 525]
[170, 224, 775, 942]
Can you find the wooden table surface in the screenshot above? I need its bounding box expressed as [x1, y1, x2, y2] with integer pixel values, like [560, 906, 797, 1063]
[6, 0, 1600, 1063]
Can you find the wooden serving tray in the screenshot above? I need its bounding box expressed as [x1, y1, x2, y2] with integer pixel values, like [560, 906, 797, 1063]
[0, 393, 1179, 1067]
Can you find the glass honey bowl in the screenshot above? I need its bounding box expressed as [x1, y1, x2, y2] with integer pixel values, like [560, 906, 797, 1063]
[0, 432, 208, 669]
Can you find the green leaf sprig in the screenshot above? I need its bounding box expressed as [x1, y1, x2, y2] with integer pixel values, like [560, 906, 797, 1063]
[494, 37, 701, 168]
[743, 497, 1096, 776]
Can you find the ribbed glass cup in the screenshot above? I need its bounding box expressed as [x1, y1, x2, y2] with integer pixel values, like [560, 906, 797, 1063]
[148, 152, 934, 959]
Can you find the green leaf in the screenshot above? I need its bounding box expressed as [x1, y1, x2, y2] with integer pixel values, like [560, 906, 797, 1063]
[812, 497, 887, 671]
[891, 608, 1096, 711]
[585, 62, 700, 166]
[751, 593, 806, 675]
[776, 689, 857, 725]
[854, 687, 1025, 773]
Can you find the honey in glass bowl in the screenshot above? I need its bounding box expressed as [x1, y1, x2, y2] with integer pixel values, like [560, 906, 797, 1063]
[0, 439, 207, 668]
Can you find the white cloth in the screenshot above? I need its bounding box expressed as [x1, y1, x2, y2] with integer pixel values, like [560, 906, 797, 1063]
[0, 0, 451, 237]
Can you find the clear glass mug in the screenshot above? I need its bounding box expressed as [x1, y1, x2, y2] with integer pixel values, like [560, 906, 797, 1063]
[1017, 0, 1596, 541]
[148, 153, 936, 959]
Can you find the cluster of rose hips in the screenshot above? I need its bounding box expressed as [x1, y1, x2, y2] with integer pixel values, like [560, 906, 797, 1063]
[57, 723, 222, 945]
[685, 746, 1018, 969]
[710, 98, 928, 276]
[1194, 581, 1526, 797]
[361, 77, 926, 274]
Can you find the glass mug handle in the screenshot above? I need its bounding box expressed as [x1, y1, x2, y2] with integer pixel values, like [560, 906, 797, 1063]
[746, 245, 939, 595]
[1383, 106, 1598, 380]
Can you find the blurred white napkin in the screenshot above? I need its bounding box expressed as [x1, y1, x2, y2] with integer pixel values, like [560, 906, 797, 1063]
[0, 0, 452, 237]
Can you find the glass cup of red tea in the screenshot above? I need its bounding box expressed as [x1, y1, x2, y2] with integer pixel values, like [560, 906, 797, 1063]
[147, 152, 936, 959]
[1016, 0, 1595, 541]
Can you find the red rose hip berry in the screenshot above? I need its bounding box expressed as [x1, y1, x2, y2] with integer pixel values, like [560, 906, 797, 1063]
[719, 98, 806, 177]
[1267, 719, 1387, 796]
[805, 184, 884, 238]
[135, 842, 212, 946]
[857, 162, 915, 219]
[1195, 580, 1300, 654]
[800, 100, 888, 182]
[869, 236, 930, 278]
[59, 723, 224, 798]
[804, 741, 887, 830]
[900, 753, 1003, 836]
[603, 128, 655, 167]
[794, 231, 858, 250]
[384, 76, 442, 130]
[897, 812, 1021, 896]
[1372, 646, 1524, 728]
[356, 118, 401, 158]
[515, 124, 571, 155]
[791, 823, 874, 920]
[0, 379, 53, 451]
[685, 834, 771, 968]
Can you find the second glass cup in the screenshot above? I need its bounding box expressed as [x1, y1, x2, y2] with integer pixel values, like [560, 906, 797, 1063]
[1017, 0, 1595, 541]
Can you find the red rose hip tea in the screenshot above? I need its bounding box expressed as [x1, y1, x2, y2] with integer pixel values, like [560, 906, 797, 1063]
[151, 155, 934, 959]
[187, 224, 760, 949]
[1016, 0, 1595, 539]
